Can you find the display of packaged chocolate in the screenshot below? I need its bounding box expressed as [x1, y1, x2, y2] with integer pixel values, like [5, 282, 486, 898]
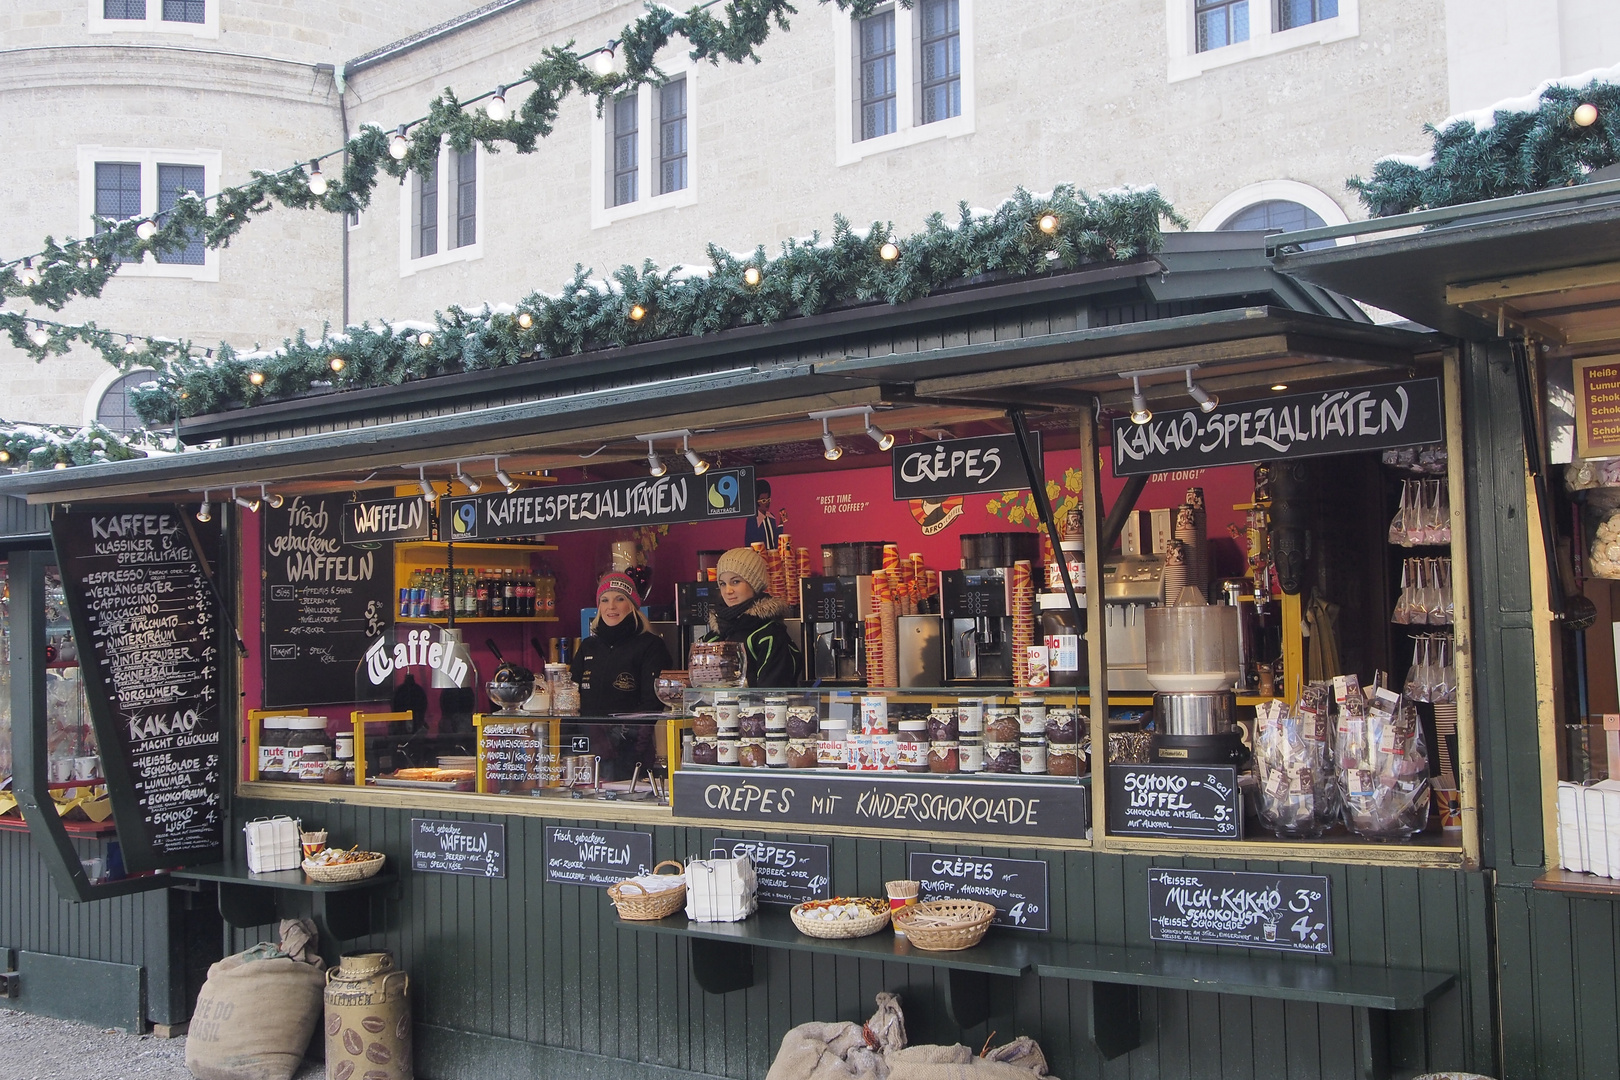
[1336, 678, 1430, 840]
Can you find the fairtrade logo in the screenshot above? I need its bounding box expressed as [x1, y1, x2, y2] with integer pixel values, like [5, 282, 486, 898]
[707, 472, 742, 514]
[452, 501, 476, 537]
[910, 496, 964, 536]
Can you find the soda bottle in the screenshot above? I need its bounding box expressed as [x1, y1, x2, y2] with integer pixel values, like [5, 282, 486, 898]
[503, 570, 517, 617]
[476, 570, 490, 617]
[401, 570, 417, 618]
[491, 569, 505, 616]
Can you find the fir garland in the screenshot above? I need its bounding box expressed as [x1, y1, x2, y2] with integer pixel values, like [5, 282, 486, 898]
[0, 421, 147, 471]
[0, 0, 898, 315]
[113, 184, 1183, 425]
[1349, 77, 1620, 217]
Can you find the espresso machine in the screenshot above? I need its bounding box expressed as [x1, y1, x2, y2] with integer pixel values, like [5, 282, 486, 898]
[941, 568, 1016, 685]
[675, 581, 724, 662]
[801, 574, 874, 685]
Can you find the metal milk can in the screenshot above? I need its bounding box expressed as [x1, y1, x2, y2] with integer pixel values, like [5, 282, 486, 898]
[324, 951, 412, 1080]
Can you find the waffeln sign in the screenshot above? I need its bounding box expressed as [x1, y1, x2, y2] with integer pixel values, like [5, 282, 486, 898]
[411, 818, 506, 878]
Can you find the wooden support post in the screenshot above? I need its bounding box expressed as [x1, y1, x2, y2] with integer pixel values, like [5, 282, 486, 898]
[1089, 982, 1141, 1061]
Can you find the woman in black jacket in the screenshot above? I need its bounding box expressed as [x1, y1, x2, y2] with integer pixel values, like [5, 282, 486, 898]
[707, 547, 801, 688]
[571, 571, 672, 715]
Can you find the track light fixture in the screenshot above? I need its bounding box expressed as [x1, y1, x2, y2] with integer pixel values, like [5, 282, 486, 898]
[261, 485, 284, 509]
[493, 458, 520, 493]
[454, 463, 481, 494]
[1185, 369, 1218, 413]
[866, 415, 895, 451]
[196, 494, 212, 523]
[683, 434, 710, 475]
[645, 442, 667, 477]
[233, 487, 261, 513]
[1130, 376, 1152, 425]
[820, 418, 843, 461]
[418, 469, 436, 502]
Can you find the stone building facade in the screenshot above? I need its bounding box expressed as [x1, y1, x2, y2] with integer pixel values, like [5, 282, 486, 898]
[2, 0, 1616, 425]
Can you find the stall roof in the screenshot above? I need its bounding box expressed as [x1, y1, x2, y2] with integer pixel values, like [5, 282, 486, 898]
[1274, 185, 1620, 351]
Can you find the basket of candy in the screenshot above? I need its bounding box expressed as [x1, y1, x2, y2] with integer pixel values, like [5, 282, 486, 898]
[302, 847, 387, 883]
[790, 897, 891, 939]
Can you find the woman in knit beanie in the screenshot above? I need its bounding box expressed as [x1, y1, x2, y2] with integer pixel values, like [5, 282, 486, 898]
[707, 547, 801, 687]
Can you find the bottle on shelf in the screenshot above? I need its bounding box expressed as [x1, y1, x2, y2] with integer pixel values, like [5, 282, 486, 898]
[476, 570, 491, 618]
[491, 570, 506, 617]
[401, 570, 419, 618]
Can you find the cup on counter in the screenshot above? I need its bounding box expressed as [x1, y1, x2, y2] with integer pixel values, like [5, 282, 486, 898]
[74, 755, 100, 782]
[48, 758, 76, 783]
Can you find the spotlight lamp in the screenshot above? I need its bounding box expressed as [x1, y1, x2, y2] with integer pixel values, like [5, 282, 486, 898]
[487, 85, 509, 122]
[389, 125, 410, 160]
[196, 495, 212, 523]
[645, 441, 668, 478]
[233, 488, 261, 513]
[1130, 376, 1152, 426]
[865, 415, 895, 451]
[494, 459, 520, 493]
[821, 418, 844, 461]
[307, 160, 328, 196]
[1185, 369, 1218, 413]
[455, 463, 482, 494]
[418, 469, 436, 502]
[683, 434, 711, 476]
[1574, 102, 1600, 128]
[262, 485, 284, 509]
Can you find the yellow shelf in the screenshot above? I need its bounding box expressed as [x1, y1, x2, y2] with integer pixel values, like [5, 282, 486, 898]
[397, 616, 559, 624]
[397, 541, 556, 553]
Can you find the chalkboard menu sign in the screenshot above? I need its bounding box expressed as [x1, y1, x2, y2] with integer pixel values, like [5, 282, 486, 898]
[672, 771, 1088, 841]
[1111, 378, 1444, 477]
[411, 818, 506, 878]
[909, 852, 1048, 931]
[544, 826, 653, 886]
[714, 838, 830, 906]
[1106, 764, 1242, 839]
[478, 720, 561, 793]
[342, 494, 433, 545]
[51, 506, 224, 873]
[892, 433, 1038, 500]
[1147, 868, 1332, 954]
[263, 494, 395, 707]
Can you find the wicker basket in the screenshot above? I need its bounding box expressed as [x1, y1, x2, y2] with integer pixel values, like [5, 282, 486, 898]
[608, 860, 687, 920]
[790, 901, 890, 939]
[302, 852, 386, 883]
[892, 899, 996, 951]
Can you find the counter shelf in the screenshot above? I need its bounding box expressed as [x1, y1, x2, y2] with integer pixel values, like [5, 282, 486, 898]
[170, 860, 399, 955]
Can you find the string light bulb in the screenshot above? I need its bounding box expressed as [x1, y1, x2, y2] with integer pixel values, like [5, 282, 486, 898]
[821, 418, 844, 461]
[1038, 213, 1059, 234]
[136, 220, 158, 241]
[328, 356, 345, 373]
[1574, 102, 1600, 128]
[683, 433, 710, 475]
[487, 86, 510, 122]
[52, 461, 68, 470]
[417, 332, 433, 347]
[0, 450, 9, 463]
[455, 463, 482, 494]
[29, 325, 49, 347]
[249, 370, 265, 385]
[628, 304, 646, 322]
[879, 241, 900, 262]
[1270, 383, 1289, 392]
[261, 485, 284, 509]
[1185, 369, 1218, 413]
[389, 125, 410, 159]
[516, 310, 533, 329]
[307, 160, 327, 196]
[1130, 376, 1152, 425]
[743, 266, 762, 287]
[196, 498, 212, 523]
[591, 43, 618, 76]
[122, 337, 140, 355]
[18, 259, 38, 287]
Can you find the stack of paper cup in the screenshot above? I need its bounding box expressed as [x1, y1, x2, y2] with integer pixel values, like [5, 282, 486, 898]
[1162, 540, 1189, 606]
[1011, 559, 1035, 686]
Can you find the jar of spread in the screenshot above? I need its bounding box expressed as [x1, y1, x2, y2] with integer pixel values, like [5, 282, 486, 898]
[985, 742, 1020, 773]
[765, 734, 790, 768]
[927, 709, 959, 743]
[1018, 698, 1047, 734]
[818, 722, 850, 768]
[786, 706, 819, 739]
[764, 695, 790, 734]
[1047, 743, 1081, 776]
[957, 698, 984, 734]
[691, 706, 718, 737]
[324, 756, 347, 785]
[986, 709, 1020, 743]
[284, 717, 330, 782]
[258, 717, 291, 781]
[959, 735, 985, 773]
[739, 709, 767, 739]
[713, 696, 740, 734]
[1045, 709, 1078, 745]
[1020, 734, 1048, 774]
[928, 741, 959, 773]
[715, 735, 740, 765]
[334, 731, 356, 784]
[896, 720, 930, 772]
[738, 739, 767, 768]
[787, 738, 818, 769]
[693, 737, 719, 765]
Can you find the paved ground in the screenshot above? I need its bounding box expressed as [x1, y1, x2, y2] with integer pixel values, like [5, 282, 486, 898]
[0, 1008, 324, 1080]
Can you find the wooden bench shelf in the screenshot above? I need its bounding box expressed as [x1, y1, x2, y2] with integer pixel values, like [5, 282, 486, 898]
[171, 861, 398, 945]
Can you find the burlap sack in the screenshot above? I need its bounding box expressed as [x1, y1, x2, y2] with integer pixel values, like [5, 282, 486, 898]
[185, 920, 326, 1080]
[765, 993, 907, 1080]
[887, 1037, 1056, 1080]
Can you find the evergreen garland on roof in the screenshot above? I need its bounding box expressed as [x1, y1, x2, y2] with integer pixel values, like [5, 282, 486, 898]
[115, 184, 1182, 425]
[1349, 77, 1620, 217]
[0, 422, 147, 471]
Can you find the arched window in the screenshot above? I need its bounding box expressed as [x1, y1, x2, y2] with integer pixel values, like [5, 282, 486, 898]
[1217, 199, 1333, 249]
[94, 369, 156, 434]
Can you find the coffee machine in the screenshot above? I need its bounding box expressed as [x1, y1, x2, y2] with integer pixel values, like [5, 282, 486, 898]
[675, 581, 724, 662]
[801, 575, 874, 685]
[941, 568, 1016, 684]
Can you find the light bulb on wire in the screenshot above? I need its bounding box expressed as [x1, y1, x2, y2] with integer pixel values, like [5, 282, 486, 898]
[879, 241, 900, 262]
[516, 310, 533, 329]
[249, 370, 265, 385]
[29, 324, 49, 347]
[743, 266, 762, 287]
[307, 160, 327, 196]
[389, 125, 410, 160]
[136, 220, 158, 241]
[122, 337, 140, 355]
[1130, 376, 1152, 425]
[1185, 369, 1218, 413]
[487, 86, 509, 122]
[591, 43, 618, 76]
[18, 259, 38, 287]
[1038, 213, 1059, 234]
[1575, 102, 1600, 128]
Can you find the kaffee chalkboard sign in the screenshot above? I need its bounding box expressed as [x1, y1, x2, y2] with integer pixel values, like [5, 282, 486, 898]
[51, 506, 225, 873]
[892, 433, 1038, 500]
[1147, 868, 1332, 954]
[411, 818, 506, 878]
[544, 826, 653, 886]
[714, 838, 830, 905]
[1106, 764, 1241, 839]
[263, 494, 395, 707]
[672, 771, 1088, 841]
[1111, 378, 1444, 477]
[909, 852, 1048, 931]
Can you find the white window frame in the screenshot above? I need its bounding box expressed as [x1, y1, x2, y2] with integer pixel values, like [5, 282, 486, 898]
[833, 0, 975, 167]
[398, 139, 484, 276]
[590, 53, 699, 229]
[88, 0, 219, 39]
[1197, 179, 1353, 245]
[1165, 0, 1357, 83]
[76, 146, 221, 282]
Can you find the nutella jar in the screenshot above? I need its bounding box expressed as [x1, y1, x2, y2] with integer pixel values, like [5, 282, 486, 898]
[817, 725, 850, 768]
[959, 735, 985, 773]
[985, 742, 1020, 773]
[986, 709, 1020, 743]
[927, 709, 959, 743]
[284, 717, 330, 782]
[896, 720, 930, 772]
[258, 717, 291, 781]
[716, 735, 740, 765]
[786, 706, 819, 739]
[1019, 734, 1048, 774]
[928, 741, 960, 774]
[693, 736, 719, 765]
[765, 734, 790, 768]
[738, 739, 767, 768]
[764, 695, 790, 734]
[787, 738, 818, 769]
[1047, 744, 1081, 776]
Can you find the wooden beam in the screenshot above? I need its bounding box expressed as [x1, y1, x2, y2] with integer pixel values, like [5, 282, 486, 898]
[913, 335, 1294, 397]
[1447, 260, 1620, 305]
